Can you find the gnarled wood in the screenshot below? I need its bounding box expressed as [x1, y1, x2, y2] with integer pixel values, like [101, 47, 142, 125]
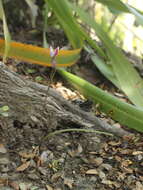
[0, 62, 131, 137]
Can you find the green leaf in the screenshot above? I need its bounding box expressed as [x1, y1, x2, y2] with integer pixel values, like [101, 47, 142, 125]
[0, 38, 81, 67]
[83, 33, 106, 59]
[0, 0, 11, 61]
[35, 76, 43, 81]
[42, 3, 49, 48]
[45, 0, 84, 48]
[95, 0, 143, 26]
[72, 4, 143, 107]
[95, 0, 143, 15]
[2, 105, 9, 112]
[95, 0, 129, 13]
[58, 69, 143, 132]
[0, 105, 9, 117]
[44, 0, 106, 59]
[27, 68, 37, 74]
[84, 46, 119, 87]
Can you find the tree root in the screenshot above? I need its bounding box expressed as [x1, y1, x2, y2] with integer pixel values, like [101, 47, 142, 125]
[0, 62, 132, 138]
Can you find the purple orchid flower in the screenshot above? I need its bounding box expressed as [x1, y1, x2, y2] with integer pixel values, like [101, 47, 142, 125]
[50, 46, 59, 58]
[50, 46, 59, 67]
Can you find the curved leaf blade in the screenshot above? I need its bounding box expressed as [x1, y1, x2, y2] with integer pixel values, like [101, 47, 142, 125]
[58, 69, 143, 132]
[0, 38, 81, 67]
[72, 5, 143, 107]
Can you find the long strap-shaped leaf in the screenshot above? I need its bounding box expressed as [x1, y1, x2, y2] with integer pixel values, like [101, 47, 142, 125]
[72, 5, 143, 108]
[0, 38, 81, 67]
[58, 69, 143, 132]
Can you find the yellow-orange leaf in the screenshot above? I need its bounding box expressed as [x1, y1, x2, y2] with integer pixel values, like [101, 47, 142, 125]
[0, 38, 81, 67]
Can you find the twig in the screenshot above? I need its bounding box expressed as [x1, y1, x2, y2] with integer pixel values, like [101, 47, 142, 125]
[43, 128, 113, 140]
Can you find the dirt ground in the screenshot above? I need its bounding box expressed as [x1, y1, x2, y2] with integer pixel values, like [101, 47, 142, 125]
[0, 111, 143, 190]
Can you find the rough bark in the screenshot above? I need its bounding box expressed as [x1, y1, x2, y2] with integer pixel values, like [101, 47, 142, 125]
[0, 62, 131, 137]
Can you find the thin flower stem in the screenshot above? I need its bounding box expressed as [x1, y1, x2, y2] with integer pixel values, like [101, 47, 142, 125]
[44, 57, 57, 105]
[47, 66, 56, 94]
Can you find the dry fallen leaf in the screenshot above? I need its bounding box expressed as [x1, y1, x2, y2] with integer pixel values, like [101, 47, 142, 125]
[91, 157, 103, 166]
[100, 163, 112, 171]
[16, 161, 31, 172]
[46, 184, 54, 190]
[102, 179, 114, 185]
[68, 144, 83, 157]
[132, 151, 143, 155]
[98, 170, 106, 179]
[86, 169, 98, 175]
[108, 141, 121, 146]
[9, 181, 19, 190]
[115, 155, 122, 162]
[120, 149, 132, 155]
[0, 178, 8, 186]
[19, 152, 36, 159]
[64, 178, 73, 189]
[37, 151, 49, 166]
[51, 172, 62, 182]
[121, 160, 132, 167]
[19, 182, 29, 190]
[135, 181, 143, 190]
[0, 144, 7, 154]
[53, 82, 84, 100]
